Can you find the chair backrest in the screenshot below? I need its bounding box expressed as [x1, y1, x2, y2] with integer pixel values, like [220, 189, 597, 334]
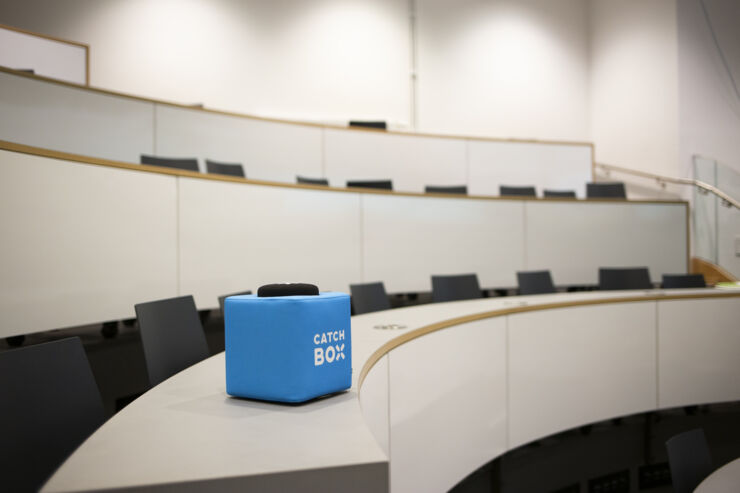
[431, 274, 482, 303]
[544, 189, 577, 198]
[346, 179, 393, 190]
[500, 185, 537, 197]
[598, 267, 652, 290]
[218, 290, 253, 316]
[140, 154, 199, 172]
[517, 270, 556, 295]
[0, 337, 104, 492]
[296, 175, 329, 186]
[586, 182, 626, 199]
[135, 295, 210, 387]
[665, 428, 713, 493]
[425, 185, 468, 195]
[350, 282, 391, 315]
[662, 274, 706, 289]
[205, 159, 245, 178]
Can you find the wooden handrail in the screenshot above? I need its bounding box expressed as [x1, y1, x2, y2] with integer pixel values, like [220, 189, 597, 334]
[596, 161, 740, 210]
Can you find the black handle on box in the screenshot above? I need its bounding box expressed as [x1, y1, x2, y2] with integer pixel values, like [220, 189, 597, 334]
[257, 283, 319, 297]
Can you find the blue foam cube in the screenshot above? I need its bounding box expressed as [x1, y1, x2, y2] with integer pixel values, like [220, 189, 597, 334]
[224, 292, 351, 403]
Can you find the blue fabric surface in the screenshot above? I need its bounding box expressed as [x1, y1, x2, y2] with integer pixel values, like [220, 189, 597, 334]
[224, 292, 351, 403]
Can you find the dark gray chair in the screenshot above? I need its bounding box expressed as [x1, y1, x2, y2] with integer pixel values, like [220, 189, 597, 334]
[544, 189, 576, 198]
[500, 185, 536, 197]
[662, 274, 706, 289]
[347, 180, 393, 190]
[431, 274, 482, 303]
[218, 290, 253, 317]
[425, 185, 468, 195]
[599, 267, 652, 290]
[587, 182, 626, 199]
[0, 337, 104, 493]
[135, 295, 210, 387]
[517, 270, 556, 295]
[350, 282, 391, 315]
[140, 155, 199, 172]
[297, 175, 329, 186]
[665, 429, 713, 493]
[205, 159, 245, 178]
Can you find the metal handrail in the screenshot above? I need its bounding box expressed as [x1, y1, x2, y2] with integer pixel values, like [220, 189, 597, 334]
[596, 162, 740, 210]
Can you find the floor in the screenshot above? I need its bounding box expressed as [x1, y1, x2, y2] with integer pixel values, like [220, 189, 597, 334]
[452, 403, 740, 493]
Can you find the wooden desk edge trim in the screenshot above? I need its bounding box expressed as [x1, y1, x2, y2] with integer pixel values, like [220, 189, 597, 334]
[0, 139, 688, 206]
[356, 291, 740, 388]
[0, 66, 593, 148]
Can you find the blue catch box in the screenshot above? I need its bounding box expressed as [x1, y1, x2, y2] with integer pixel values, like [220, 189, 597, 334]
[224, 291, 352, 403]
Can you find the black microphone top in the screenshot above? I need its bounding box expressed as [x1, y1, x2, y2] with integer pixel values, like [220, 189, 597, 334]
[257, 283, 319, 297]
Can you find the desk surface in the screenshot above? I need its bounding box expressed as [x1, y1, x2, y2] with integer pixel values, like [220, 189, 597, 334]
[695, 457, 740, 493]
[42, 289, 740, 492]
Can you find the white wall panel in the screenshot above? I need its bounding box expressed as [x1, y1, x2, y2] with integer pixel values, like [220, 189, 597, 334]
[0, 71, 154, 163]
[178, 179, 362, 308]
[362, 194, 525, 292]
[508, 302, 657, 449]
[155, 105, 323, 182]
[467, 140, 593, 197]
[526, 201, 688, 285]
[416, 0, 590, 141]
[0, 26, 86, 85]
[389, 318, 507, 493]
[324, 129, 467, 192]
[358, 355, 390, 456]
[590, 0, 680, 180]
[658, 297, 740, 408]
[0, 150, 177, 338]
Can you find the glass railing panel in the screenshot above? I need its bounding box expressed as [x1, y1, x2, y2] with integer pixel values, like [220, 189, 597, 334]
[692, 156, 718, 264]
[716, 160, 740, 278]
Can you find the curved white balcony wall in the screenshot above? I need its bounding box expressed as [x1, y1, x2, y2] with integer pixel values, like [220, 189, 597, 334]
[0, 145, 688, 338]
[0, 69, 594, 192]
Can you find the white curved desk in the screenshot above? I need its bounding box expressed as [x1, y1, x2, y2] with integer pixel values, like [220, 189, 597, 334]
[695, 457, 740, 493]
[42, 290, 740, 492]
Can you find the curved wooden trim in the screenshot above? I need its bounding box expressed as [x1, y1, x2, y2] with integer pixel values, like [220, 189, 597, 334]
[691, 256, 739, 283]
[0, 65, 592, 148]
[0, 139, 689, 206]
[356, 291, 740, 388]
